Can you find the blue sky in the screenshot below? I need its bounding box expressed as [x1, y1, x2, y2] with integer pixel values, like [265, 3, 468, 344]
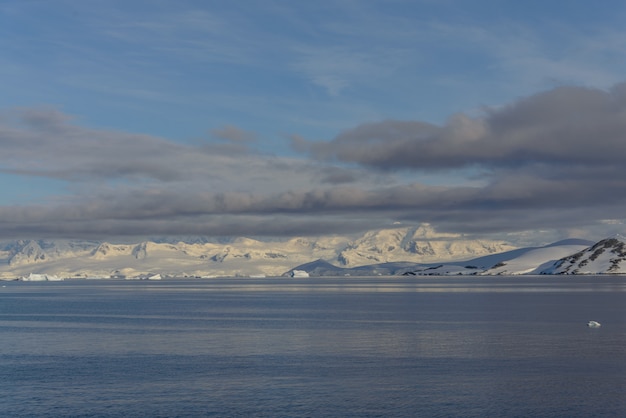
[2, 0, 626, 244]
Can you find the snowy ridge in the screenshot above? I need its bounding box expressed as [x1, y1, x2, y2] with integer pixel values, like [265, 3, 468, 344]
[482, 240, 594, 275]
[541, 237, 626, 274]
[286, 239, 596, 277]
[336, 225, 515, 265]
[0, 226, 515, 279]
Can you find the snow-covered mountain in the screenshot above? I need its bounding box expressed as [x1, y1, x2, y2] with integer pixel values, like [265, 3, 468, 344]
[336, 225, 515, 265]
[4, 239, 98, 266]
[286, 239, 596, 277]
[481, 239, 595, 275]
[541, 237, 626, 274]
[5, 229, 625, 279]
[0, 225, 516, 279]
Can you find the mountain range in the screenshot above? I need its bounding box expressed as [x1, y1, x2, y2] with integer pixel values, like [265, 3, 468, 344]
[0, 225, 513, 279]
[1, 225, 625, 279]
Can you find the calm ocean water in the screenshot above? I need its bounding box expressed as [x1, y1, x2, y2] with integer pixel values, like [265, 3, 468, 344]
[1, 276, 625, 417]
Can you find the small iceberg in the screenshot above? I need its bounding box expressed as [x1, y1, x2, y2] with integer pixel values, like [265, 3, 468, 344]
[22, 273, 64, 281]
[587, 320, 601, 328]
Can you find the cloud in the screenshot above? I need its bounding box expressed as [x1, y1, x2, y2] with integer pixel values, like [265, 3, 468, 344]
[317, 167, 358, 184]
[0, 106, 404, 238]
[0, 107, 186, 181]
[211, 125, 257, 143]
[288, 82, 626, 240]
[296, 83, 626, 172]
[0, 108, 327, 190]
[291, 45, 395, 96]
[1, 173, 624, 240]
[3, 83, 626, 243]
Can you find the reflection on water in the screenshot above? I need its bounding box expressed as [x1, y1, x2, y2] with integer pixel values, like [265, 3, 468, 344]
[1, 276, 625, 417]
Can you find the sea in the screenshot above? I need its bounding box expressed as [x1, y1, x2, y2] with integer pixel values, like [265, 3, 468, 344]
[1, 276, 625, 417]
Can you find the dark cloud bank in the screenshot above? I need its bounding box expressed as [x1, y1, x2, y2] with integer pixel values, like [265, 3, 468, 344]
[2, 83, 626, 241]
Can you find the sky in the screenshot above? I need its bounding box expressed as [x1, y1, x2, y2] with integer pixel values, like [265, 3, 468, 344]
[2, 0, 626, 246]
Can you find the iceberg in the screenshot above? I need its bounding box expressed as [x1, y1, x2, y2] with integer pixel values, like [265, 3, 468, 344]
[22, 273, 63, 281]
[22, 273, 47, 281]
